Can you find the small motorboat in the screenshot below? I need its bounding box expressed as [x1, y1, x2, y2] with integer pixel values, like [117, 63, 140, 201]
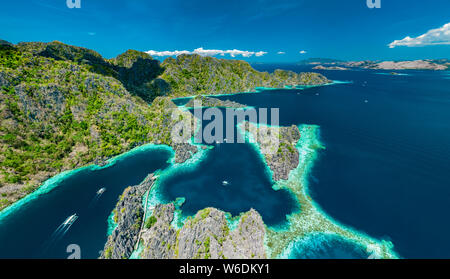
[222, 181, 229, 186]
[97, 187, 106, 195]
[63, 214, 78, 226]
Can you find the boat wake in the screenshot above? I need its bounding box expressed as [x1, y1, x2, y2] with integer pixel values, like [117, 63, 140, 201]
[51, 214, 78, 241]
[88, 187, 107, 208]
[42, 214, 78, 253]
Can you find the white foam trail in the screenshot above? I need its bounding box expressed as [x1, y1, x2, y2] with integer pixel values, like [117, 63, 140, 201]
[42, 214, 78, 252]
[89, 188, 106, 208]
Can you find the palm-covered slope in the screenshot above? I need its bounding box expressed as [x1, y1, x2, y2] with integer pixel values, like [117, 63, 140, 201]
[0, 40, 329, 209]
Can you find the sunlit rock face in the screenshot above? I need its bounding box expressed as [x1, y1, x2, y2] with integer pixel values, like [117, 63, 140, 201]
[139, 206, 266, 259]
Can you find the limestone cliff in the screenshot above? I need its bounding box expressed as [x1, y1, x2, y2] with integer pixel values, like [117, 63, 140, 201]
[160, 54, 331, 97]
[242, 122, 301, 181]
[139, 206, 266, 259]
[100, 175, 154, 259]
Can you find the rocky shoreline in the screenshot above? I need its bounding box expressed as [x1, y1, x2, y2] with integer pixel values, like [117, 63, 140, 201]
[102, 197, 267, 259]
[241, 122, 301, 181]
[100, 174, 155, 259]
[139, 205, 266, 259]
[184, 96, 249, 109]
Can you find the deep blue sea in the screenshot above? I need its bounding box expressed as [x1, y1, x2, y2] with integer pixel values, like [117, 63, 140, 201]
[157, 141, 298, 227]
[0, 147, 172, 259]
[0, 65, 449, 259]
[249, 65, 450, 259]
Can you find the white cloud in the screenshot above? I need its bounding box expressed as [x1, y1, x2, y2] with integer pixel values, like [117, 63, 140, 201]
[146, 50, 190, 56]
[299, 50, 307, 54]
[389, 22, 450, 48]
[277, 51, 286, 55]
[255, 51, 268, 57]
[146, 47, 268, 58]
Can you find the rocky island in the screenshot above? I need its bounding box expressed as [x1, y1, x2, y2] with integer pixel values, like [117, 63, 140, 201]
[300, 57, 449, 71]
[184, 95, 249, 109]
[136, 205, 266, 259]
[1, 39, 397, 261]
[0, 39, 330, 210]
[101, 99, 397, 259]
[100, 174, 155, 259]
[240, 122, 301, 181]
[160, 54, 330, 97]
[312, 65, 349, 71]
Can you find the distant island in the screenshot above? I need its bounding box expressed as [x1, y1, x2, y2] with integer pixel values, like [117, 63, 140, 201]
[299, 57, 449, 70]
[312, 65, 349, 71]
[0, 39, 401, 260]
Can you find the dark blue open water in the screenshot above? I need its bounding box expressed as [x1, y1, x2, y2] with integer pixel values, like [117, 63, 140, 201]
[232, 65, 450, 259]
[157, 142, 298, 227]
[0, 148, 172, 259]
[1, 66, 449, 259]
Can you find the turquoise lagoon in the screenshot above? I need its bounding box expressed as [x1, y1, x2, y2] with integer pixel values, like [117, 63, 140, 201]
[1, 67, 450, 258]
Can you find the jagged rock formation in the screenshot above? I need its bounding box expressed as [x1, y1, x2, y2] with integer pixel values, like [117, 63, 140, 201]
[100, 175, 154, 259]
[139, 206, 266, 259]
[0, 39, 329, 210]
[109, 50, 168, 102]
[184, 95, 248, 109]
[160, 54, 330, 97]
[0, 40, 195, 209]
[15, 41, 169, 102]
[242, 122, 301, 181]
[140, 204, 178, 259]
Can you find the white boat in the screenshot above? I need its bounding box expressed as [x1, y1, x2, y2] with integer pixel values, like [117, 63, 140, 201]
[97, 187, 106, 195]
[222, 181, 229, 186]
[63, 214, 78, 226]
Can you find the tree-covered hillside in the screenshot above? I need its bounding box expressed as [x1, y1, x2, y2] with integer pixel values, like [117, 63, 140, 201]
[0, 41, 189, 209]
[0, 40, 329, 210]
[160, 54, 330, 96]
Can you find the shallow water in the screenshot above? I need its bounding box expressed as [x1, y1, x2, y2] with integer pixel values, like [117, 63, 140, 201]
[287, 234, 369, 259]
[1, 66, 449, 258]
[156, 141, 298, 227]
[0, 147, 172, 259]
[224, 66, 450, 258]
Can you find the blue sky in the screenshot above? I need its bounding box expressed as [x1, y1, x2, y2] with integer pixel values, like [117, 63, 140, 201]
[0, 0, 449, 62]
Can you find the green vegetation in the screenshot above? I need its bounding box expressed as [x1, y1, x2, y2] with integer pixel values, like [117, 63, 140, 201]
[199, 208, 211, 219]
[0, 39, 329, 210]
[0, 41, 182, 209]
[203, 236, 211, 259]
[160, 54, 329, 97]
[144, 215, 157, 229]
[104, 246, 113, 259]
